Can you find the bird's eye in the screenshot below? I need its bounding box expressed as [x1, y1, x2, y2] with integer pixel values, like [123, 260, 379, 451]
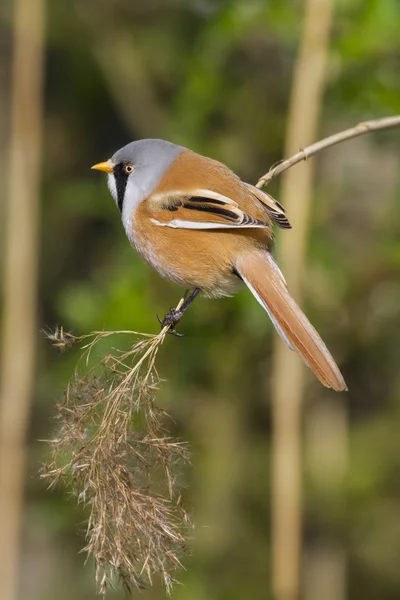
[124, 164, 134, 174]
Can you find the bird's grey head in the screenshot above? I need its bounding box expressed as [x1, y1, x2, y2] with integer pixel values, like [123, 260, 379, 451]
[105, 139, 184, 214]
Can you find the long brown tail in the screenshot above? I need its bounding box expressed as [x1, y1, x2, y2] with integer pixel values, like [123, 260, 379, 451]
[236, 251, 347, 391]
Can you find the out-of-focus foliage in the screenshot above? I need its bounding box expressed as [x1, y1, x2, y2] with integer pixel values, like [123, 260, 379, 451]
[1, 0, 400, 598]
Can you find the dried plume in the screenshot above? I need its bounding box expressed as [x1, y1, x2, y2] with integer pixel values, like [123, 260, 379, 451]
[42, 303, 192, 595]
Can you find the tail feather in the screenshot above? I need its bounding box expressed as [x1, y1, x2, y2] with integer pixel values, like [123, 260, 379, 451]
[236, 252, 347, 392]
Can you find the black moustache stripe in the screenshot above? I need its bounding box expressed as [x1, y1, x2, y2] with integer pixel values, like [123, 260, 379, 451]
[113, 163, 130, 213]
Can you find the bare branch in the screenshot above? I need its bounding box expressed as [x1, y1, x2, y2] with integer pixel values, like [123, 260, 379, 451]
[256, 115, 400, 188]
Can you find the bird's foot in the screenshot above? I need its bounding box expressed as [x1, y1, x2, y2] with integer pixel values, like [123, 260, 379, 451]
[157, 308, 185, 336]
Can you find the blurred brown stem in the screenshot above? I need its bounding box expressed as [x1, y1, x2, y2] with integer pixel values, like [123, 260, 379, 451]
[256, 115, 400, 188]
[268, 0, 334, 599]
[304, 399, 348, 600]
[0, 1, 45, 599]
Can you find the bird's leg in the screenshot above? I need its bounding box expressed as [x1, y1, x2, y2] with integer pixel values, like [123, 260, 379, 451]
[158, 288, 201, 335]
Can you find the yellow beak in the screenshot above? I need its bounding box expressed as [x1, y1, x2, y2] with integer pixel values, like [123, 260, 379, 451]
[91, 160, 113, 174]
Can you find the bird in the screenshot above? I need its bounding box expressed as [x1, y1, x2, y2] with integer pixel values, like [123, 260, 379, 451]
[92, 139, 347, 391]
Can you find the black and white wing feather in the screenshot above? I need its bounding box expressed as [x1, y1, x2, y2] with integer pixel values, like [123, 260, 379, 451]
[149, 189, 271, 230]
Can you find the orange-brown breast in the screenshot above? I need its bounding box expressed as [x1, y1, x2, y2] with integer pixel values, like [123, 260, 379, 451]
[131, 150, 275, 296]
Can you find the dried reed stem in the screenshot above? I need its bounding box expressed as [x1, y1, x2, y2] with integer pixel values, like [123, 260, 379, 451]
[42, 299, 192, 594]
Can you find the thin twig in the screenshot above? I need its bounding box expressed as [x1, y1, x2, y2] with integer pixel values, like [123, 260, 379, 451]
[256, 115, 400, 188]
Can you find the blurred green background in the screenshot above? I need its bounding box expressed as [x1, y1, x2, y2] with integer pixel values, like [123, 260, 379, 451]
[1, 0, 400, 599]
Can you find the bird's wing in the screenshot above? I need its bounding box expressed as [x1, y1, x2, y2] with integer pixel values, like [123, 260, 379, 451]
[244, 183, 292, 230]
[148, 189, 271, 230]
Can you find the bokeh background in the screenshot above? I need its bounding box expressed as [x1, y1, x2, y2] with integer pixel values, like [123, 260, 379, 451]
[1, 0, 400, 599]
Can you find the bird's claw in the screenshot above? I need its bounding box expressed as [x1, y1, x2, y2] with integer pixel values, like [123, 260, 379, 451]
[157, 308, 185, 337]
[168, 328, 185, 337]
